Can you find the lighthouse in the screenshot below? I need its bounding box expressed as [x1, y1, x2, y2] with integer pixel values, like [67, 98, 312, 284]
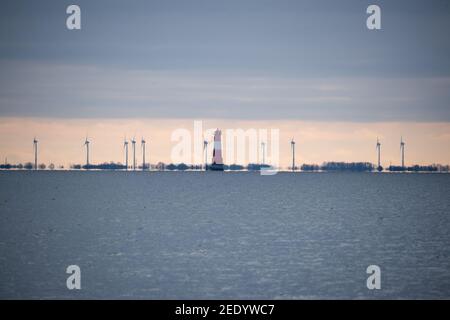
[209, 129, 224, 171]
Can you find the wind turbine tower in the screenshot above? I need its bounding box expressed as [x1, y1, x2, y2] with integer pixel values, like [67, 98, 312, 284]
[33, 137, 38, 170]
[291, 138, 295, 172]
[400, 136, 405, 168]
[261, 142, 266, 165]
[376, 137, 381, 170]
[141, 137, 146, 171]
[131, 137, 136, 170]
[203, 140, 208, 171]
[124, 139, 129, 170]
[84, 137, 90, 167]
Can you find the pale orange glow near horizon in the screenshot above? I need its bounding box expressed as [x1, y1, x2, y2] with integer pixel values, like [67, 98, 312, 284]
[1, 117, 450, 168]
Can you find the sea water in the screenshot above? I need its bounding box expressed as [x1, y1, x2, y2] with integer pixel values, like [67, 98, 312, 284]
[0, 171, 449, 299]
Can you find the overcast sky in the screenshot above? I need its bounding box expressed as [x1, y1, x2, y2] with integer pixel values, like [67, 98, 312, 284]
[1, 0, 450, 166]
[1, 0, 450, 121]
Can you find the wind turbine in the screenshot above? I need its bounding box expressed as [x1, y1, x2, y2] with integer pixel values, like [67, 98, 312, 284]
[203, 140, 208, 171]
[131, 137, 136, 170]
[141, 137, 146, 171]
[33, 137, 38, 170]
[400, 136, 405, 168]
[291, 138, 295, 172]
[261, 142, 266, 165]
[376, 137, 381, 170]
[84, 137, 90, 167]
[123, 138, 129, 170]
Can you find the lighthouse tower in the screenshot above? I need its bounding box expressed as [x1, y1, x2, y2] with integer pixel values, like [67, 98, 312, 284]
[209, 129, 224, 171]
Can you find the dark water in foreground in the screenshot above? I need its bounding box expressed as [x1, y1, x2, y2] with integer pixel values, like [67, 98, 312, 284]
[0, 171, 449, 299]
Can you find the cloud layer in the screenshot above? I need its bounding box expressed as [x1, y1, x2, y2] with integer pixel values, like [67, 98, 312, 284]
[1, 61, 449, 121]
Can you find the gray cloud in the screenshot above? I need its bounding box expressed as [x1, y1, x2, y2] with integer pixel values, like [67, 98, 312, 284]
[1, 0, 450, 76]
[1, 61, 449, 121]
[0, 0, 449, 121]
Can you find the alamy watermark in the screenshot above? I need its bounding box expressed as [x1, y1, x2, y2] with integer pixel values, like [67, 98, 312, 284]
[66, 265, 81, 290]
[66, 5, 81, 30]
[66, 4, 381, 31]
[366, 265, 381, 290]
[367, 5, 381, 30]
[171, 120, 280, 175]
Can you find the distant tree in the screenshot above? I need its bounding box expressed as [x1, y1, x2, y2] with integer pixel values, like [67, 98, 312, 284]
[177, 163, 189, 171]
[387, 165, 437, 172]
[166, 164, 176, 170]
[17, 163, 23, 169]
[85, 162, 127, 170]
[226, 164, 244, 171]
[246, 163, 270, 171]
[407, 165, 437, 172]
[321, 162, 373, 172]
[190, 164, 202, 170]
[301, 164, 320, 171]
[156, 162, 165, 171]
[161, 163, 189, 171]
[24, 162, 33, 170]
[49, 163, 55, 170]
[388, 165, 404, 172]
[38, 163, 46, 170]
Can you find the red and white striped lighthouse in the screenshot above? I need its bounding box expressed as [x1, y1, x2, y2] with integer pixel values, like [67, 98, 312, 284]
[209, 129, 224, 171]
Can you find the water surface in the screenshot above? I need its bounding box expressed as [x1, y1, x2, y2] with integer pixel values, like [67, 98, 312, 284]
[0, 171, 449, 299]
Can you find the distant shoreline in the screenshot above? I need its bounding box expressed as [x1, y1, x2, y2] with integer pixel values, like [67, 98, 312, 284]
[1, 161, 449, 173]
[1, 169, 449, 174]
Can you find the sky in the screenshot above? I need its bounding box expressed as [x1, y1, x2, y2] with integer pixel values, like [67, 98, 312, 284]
[0, 0, 449, 167]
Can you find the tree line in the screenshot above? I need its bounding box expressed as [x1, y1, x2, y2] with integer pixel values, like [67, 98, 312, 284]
[1, 161, 449, 172]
